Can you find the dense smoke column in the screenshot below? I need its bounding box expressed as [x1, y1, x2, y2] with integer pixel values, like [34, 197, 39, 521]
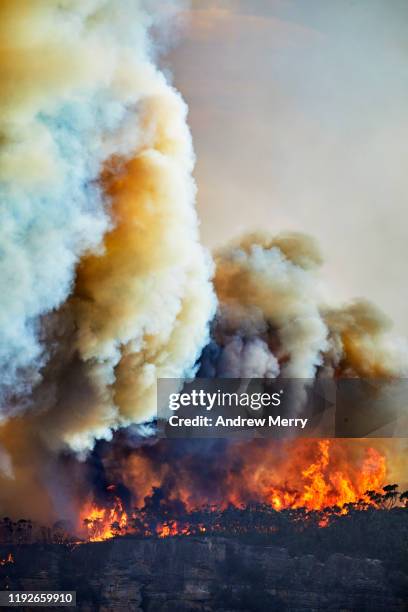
[0, 0, 215, 520]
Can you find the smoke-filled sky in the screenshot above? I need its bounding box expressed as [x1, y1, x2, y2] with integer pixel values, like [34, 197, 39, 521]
[169, 0, 408, 335]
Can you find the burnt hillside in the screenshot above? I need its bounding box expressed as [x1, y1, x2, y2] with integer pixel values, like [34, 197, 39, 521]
[0, 521, 407, 612]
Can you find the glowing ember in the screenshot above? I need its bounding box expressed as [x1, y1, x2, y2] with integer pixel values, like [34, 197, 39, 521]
[0, 553, 14, 566]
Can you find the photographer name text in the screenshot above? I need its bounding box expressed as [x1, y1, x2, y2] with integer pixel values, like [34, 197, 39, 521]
[168, 415, 308, 429]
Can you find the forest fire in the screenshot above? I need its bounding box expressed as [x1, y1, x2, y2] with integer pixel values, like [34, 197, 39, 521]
[0, 553, 14, 566]
[79, 439, 390, 541]
[81, 499, 128, 542]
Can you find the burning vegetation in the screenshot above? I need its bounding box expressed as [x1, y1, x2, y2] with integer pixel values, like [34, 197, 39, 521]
[0, 439, 407, 609]
[79, 484, 408, 543]
[0, 552, 14, 566]
[0, 2, 406, 549]
[68, 438, 405, 542]
[0, 482, 406, 547]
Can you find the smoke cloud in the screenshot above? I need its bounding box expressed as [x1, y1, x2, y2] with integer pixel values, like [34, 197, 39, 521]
[0, 0, 214, 450]
[200, 232, 407, 381]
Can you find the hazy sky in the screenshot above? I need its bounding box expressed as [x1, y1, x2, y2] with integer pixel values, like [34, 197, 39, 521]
[167, 0, 408, 336]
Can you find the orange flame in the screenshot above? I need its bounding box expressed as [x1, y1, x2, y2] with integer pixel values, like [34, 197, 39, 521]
[81, 495, 128, 542]
[259, 442, 386, 512]
[80, 440, 388, 541]
[0, 552, 14, 566]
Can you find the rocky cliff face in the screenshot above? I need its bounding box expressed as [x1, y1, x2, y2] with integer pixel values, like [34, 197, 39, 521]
[0, 537, 406, 611]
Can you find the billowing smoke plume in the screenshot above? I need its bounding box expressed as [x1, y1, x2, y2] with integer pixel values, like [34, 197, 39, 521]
[0, 0, 215, 451]
[200, 232, 407, 381]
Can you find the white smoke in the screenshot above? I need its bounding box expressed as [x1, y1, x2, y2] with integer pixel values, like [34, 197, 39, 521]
[210, 231, 407, 382]
[0, 0, 153, 402]
[0, 1, 215, 449]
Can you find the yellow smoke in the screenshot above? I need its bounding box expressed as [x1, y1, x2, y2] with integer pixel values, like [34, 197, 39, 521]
[0, 0, 215, 517]
[214, 231, 406, 379]
[0, 0, 215, 452]
[68, 91, 215, 445]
